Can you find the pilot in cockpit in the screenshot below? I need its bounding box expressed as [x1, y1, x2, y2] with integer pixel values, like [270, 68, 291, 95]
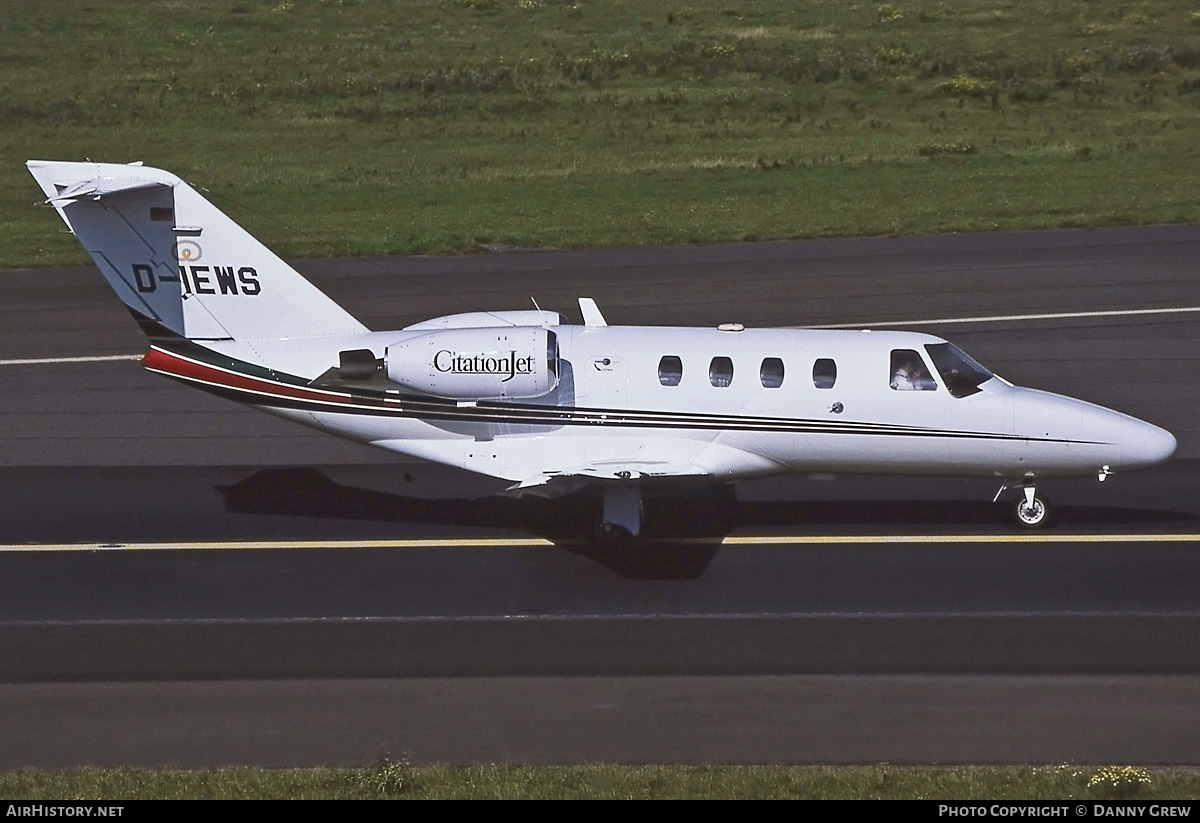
[891, 355, 935, 391]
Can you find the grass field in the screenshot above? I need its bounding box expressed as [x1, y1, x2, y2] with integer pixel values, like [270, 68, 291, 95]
[2, 764, 1198, 800]
[3, 0, 1200, 266]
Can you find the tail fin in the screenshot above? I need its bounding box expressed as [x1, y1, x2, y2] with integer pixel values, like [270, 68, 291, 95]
[26, 160, 366, 341]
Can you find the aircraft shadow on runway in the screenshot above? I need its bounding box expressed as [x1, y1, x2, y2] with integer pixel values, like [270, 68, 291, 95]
[216, 469, 1197, 580]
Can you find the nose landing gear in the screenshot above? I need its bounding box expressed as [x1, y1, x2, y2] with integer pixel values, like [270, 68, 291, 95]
[1014, 485, 1049, 527]
[995, 480, 1050, 528]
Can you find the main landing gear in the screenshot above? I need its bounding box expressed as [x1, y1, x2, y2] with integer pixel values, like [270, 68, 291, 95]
[995, 480, 1049, 528]
[591, 484, 642, 544]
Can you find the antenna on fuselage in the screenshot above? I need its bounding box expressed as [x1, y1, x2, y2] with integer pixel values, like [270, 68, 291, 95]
[531, 296, 550, 327]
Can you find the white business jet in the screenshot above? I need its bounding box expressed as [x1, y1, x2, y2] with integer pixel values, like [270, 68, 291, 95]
[26, 160, 1177, 538]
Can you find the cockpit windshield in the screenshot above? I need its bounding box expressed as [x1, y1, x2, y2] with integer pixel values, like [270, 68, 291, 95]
[924, 343, 994, 398]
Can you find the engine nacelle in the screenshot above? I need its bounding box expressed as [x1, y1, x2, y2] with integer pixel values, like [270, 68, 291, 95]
[385, 327, 559, 400]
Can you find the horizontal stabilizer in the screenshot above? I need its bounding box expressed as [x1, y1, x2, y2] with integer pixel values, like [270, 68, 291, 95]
[45, 179, 168, 204]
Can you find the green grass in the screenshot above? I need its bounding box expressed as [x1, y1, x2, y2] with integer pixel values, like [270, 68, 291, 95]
[3, 0, 1200, 266]
[2, 764, 1198, 799]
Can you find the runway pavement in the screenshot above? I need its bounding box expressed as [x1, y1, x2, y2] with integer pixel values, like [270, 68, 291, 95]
[5, 676, 1200, 768]
[2, 226, 1200, 766]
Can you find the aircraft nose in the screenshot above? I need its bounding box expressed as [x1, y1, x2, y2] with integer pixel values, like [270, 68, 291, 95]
[1113, 416, 1176, 470]
[1131, 421, 1176, 466]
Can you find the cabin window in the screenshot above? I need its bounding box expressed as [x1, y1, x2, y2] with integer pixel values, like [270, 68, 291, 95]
[925, 342, 993, 399]
[890, 349, 937, 391]
[658, 355, 683, 387]
[812, 358, 837, 389]
[709, 356, 734, 388]
[760, 357, 785, 388]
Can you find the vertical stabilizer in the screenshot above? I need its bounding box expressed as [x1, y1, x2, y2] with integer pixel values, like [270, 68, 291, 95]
[26, 160, 367, 341]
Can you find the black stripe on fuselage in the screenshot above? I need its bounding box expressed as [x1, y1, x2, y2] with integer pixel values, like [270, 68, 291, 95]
[150, 362, 1096, 444]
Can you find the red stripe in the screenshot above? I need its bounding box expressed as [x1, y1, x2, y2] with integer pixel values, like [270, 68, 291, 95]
[142, 348, 355, 406]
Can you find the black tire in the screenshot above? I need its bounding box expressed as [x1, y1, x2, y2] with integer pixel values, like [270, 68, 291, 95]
[1013, 495, 1049, 528]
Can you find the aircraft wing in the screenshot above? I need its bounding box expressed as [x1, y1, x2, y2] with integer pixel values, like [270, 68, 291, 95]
[372, 437, 782, 499]
[503, 440, 784, 498]
[506, 458, 710, 497]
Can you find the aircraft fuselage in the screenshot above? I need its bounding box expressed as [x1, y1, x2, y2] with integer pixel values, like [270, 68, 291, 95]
[182, 325, 1175, 488]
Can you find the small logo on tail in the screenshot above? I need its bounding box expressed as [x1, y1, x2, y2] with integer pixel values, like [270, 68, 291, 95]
[172, 239, 203, 262]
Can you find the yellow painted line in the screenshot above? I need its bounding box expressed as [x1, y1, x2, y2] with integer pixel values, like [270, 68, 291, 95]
[0, 538, 556, 552]
[2, 534, 1200, 552]
[0, 354, 142, 366]
[721, 534, 1200, 544]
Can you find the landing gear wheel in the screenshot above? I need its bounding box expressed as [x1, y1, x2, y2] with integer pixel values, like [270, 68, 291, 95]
[1014, 495, 1049, 528]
